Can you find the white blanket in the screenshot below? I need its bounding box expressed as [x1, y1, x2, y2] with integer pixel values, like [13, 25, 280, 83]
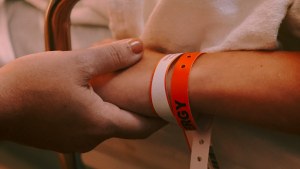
[0, 0, 14, 65]
[142, 0, 299, 52]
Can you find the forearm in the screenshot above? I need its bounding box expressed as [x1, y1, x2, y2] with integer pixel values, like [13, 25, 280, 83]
[187, 51, 300, 134]
[93, 50, 300, 134]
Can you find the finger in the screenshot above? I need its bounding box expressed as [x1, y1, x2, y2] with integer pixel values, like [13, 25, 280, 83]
[73, 38, 143, 78]
[101, 102, 166, 139]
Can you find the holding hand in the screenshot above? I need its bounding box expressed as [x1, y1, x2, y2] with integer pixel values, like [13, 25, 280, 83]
[0, 39, 165, 153]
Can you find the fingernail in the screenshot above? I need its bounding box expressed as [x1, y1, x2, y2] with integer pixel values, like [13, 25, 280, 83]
[129, 39, 143, 54]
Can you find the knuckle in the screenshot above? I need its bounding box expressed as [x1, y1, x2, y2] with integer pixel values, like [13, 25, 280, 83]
[106, 44, 127, 67]
[73, 53, 95, 76]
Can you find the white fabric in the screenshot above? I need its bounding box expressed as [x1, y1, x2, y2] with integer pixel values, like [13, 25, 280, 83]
[24, 0, 158, 38]
[0, 0, 15, 66]
[1, 0, 300, 169]
[25, 0, 109, 26]
[205, 0, 291, 52]
[142, 0, 298, 52]
[151, 53, 181, 124]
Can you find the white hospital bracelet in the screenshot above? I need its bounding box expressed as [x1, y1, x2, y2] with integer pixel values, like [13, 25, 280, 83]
[188, 117, 215, 169]
[150, 53, 182, 123]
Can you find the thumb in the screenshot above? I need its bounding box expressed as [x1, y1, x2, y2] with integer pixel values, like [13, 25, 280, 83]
[73, 38, 143, 78]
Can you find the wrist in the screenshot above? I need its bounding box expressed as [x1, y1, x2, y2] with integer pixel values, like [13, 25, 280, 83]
[153, 52, 205, 123]
[128, 50, 164, 116]
[92, 50, 165, 117]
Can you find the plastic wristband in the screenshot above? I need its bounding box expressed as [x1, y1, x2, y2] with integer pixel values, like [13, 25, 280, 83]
[170, 52, 217, 169]
[151, 52, 218, 169]
[150, 53, 182, 123]
[170, 52, 201, 130]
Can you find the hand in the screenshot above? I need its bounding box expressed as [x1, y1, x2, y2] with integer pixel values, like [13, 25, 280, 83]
[0, 39, 165, 153]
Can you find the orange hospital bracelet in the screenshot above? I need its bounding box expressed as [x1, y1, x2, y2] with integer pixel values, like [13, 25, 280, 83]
[170, 52, 201, 130]
[170, 52, 218, 169]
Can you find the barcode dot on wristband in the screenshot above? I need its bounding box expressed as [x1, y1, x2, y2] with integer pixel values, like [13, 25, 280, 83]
[187, 55, 191, 58]
[197, 156, 202, 161]
[199, 139, 204, 144]
[181, 64, 186, 68]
